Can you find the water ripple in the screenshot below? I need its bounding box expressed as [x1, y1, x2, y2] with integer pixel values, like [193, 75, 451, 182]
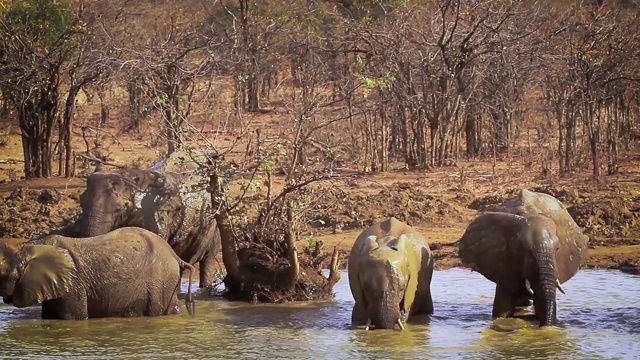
[0, 269, 638, 359]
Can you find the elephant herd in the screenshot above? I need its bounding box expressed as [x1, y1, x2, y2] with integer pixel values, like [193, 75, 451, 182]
[352, 188, 589, 330]
[1, 151, 218, 319]
[0, 152, 588, 329]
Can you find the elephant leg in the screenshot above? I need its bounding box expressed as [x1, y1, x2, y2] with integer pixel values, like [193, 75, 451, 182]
[424, 291, 434, 315]
[352, 300, 368, 326]
[414, 258, 434, 316]
[414, 289, 434, 316]
[41, 300, 61, 319]
[146, 290, 179, 316]
[45, 292, 89, 320]
[492, 281, 516, 318]
[514, 280, 533, 307]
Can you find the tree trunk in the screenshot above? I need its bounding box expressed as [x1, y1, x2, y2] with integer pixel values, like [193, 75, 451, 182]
[565, 106, 576, 173]
[285, 200, 299, 289]
[465, 112, 479, 157]
[246, 71, 260, 112]
[209, 170, 241, 290]
[165, 107, 176, 155]
[98, 89, 109, 126]
[19, 92, 56, 179]
[61, 84, 82, 177]
[556, 105, 565, 175]
[127, 81, 144, 130]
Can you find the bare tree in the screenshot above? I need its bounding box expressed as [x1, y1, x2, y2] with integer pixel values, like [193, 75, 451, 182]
[99, 0, 219, 155]
[0, 0, 94, 178]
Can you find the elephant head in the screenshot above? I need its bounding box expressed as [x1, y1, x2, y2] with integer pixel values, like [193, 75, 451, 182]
[358, 235, 411, 329]
[0, 243, 75, 308]
[349, 218, 434, 331]
[458, 210, 585, 327]
[77, 168, 180, 237]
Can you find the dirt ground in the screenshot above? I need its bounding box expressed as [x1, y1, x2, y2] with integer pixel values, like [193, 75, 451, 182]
[1, 115, 639, 275]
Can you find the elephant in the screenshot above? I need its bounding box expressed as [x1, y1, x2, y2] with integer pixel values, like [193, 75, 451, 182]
[348, 217, 434, 330]
[458, 189, 589, 327]
[0, 227, 195, 319]
[54, 151, 221, 288]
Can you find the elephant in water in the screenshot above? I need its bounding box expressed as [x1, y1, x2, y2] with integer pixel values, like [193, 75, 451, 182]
[0, 227, 195, 319]
[458, 189, 589, 327]
[54, 151, 220, 288]
[348, 217, 434, 330]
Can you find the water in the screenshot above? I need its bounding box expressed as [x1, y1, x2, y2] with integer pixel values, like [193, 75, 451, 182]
[0, 269, 638, 360]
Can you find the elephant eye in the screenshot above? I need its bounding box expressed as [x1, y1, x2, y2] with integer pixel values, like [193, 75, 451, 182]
[111, 179, 123, 189]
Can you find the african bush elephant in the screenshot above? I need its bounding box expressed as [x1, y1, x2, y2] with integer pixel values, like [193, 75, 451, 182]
[0, 227, 195, 319]
[348, 217, 434, 330]
[458, 189, 589, 327]
[55, 151, 220, 288]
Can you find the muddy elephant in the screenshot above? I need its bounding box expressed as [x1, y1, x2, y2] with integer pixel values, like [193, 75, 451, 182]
[348, 217, 434, 330]
[458, 189, 589, 327]
[55, 152, 220, 288]
[0, 227, 195, 319]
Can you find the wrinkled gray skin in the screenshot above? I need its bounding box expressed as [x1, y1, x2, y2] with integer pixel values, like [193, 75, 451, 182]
[458, 189, 588, 327]
[349, 217, 434, 330]
[0, 227, 195, 319]
[55, 151, 221, 288]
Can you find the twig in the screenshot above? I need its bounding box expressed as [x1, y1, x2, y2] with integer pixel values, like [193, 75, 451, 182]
[76, 153, 126, 169]
[0, 158, 24, 163]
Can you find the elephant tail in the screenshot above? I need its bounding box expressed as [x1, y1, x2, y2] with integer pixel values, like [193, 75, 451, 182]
[179, 260, 197, 316]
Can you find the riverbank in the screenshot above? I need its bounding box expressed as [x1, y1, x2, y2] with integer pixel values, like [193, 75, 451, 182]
[1, 170, 638, 274]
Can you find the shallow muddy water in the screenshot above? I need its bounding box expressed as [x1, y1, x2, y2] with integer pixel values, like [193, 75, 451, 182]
[1, 269, 638, 360]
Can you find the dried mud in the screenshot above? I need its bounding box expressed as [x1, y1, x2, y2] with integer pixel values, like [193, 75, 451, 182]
[0, 178, 638, 274]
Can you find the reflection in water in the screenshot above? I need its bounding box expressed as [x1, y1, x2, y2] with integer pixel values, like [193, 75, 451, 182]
[0, 269, 638, 360]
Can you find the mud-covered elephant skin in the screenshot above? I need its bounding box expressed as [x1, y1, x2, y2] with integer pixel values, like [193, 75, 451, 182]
[0, 227, 195, 319]
[348, 217, 434, 330]
[458, 189, 589, 327]
[55, 161, 221, 288]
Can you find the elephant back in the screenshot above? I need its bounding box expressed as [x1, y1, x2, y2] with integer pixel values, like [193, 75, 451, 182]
[350, 217, 431, 258]
[170, 182, 216, 264]
[149, 150, 207, 174]
[148, 150, 219, 264]
[500, 189, 566, 215]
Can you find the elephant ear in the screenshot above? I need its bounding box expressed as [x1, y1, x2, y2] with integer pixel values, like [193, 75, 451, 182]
[458, 212, 527, 283]
[362, 235, 379, 252]
[12, 245, 75, 308]
[140, 171, 181, 197]
[389, 234, 407, 252]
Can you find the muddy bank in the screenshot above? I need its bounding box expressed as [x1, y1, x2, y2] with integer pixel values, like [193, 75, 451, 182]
[307, 182, 640, 273]
[0, 188, 81, 239]
[0, 181, 638, 274]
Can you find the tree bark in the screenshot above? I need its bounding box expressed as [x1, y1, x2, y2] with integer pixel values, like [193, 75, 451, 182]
[209, 170, 241, 289]
[285, 200, 299, 289]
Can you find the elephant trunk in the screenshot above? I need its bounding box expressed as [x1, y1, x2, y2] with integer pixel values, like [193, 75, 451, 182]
[78, 211, 114, 237]
[368, 294, 402, 330]
[532, 243, 558, 327]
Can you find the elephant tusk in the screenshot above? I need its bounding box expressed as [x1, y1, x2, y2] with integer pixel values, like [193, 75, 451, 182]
[364, 318, 371, 331]
[397, 318, 405, 331]
[556, 279, 566, 295]
[525, 279, 534, 295]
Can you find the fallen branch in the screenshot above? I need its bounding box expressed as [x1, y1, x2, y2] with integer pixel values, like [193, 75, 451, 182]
[76, 153, 126, 169]
[0, 158, 24, 164]
[324, 246, 341, 292]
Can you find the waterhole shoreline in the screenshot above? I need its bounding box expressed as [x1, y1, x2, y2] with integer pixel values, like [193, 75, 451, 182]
[1, 269, 638, 360]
